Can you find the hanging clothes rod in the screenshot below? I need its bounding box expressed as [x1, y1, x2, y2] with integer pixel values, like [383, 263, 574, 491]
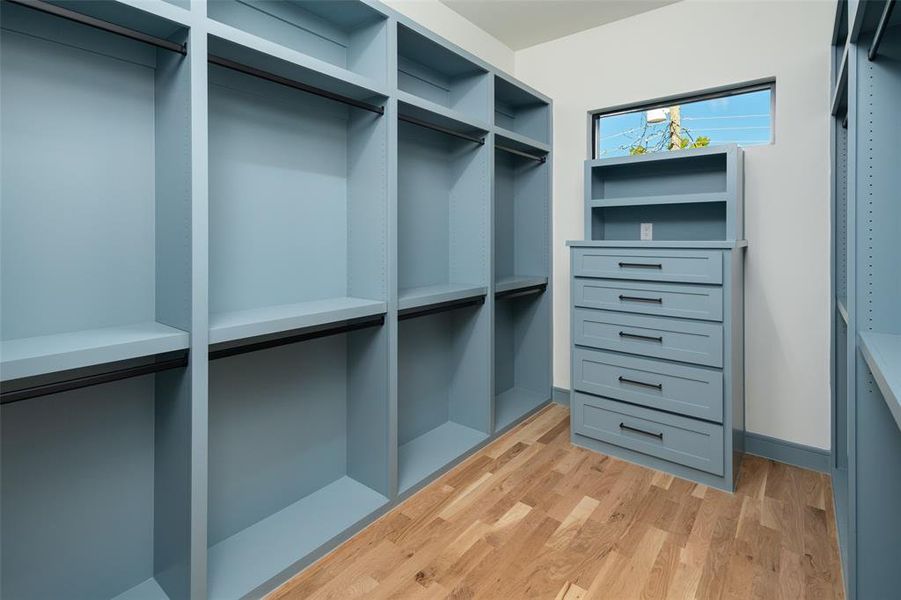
[8, 0, 187, 54]
[209, 314, 385, 361]
[869, 0, 896, 61]
[0, 353, 189, 404]
[398, 295, 486, 321]
[398, 114, 485, 145]
[496, 144, 547, 163]
[209, 55, 385, 115]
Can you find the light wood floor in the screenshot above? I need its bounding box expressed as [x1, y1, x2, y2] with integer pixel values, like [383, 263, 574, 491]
[270, 404, 844, 599]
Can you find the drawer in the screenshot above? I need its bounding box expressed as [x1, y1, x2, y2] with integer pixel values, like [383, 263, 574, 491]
[573, 308, 723, 367]
[572, 248, 723, 284]
[573, 347, 723, 422]
[573, 278, 723, 321]
[572, 392, 724, 475]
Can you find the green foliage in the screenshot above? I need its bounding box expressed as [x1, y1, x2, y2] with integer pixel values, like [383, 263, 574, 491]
[629, 145, 647, 155]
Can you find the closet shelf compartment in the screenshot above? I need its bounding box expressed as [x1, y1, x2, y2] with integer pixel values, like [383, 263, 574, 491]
[495, 275, 548, 295]
[398, 303, 490, 494]
[398, 284, 487, 312]
[208, 325, 390, 598]
[207, 476, 387, 600]
[209, 297, 386, 345]
[0, 322, 189, 382]
[859, 332, 901, 433]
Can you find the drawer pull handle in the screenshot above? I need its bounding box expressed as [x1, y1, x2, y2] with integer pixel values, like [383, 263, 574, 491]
[618, 262, 663, 269]
[619, 422, 664, 439]
[619, 295, 663, 304]
[618, 376, 663, 390]
[619, 331, 663, 343]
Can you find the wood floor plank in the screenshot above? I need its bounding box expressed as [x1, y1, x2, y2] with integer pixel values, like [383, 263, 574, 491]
[270, 406, 844, 600]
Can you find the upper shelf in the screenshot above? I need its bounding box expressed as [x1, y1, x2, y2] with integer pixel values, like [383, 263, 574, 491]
[494, 74, 550, 145]
[495, 275, 548, 297]
[397, 22, 490, 123]
[1, 322, 189, 382]
[207, 0, 389, 84]
[859, 332, 901, 433]
[209, 297, 386, 345]
[495, 126, 551, 155]
[398, 283, 487, 312]
[585, 145, 743, 242]
[567, 240, 747, 249]
[832, 44, 849, 116]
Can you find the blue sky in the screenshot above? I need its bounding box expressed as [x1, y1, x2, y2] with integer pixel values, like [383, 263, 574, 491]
[596, 88, 772, 157]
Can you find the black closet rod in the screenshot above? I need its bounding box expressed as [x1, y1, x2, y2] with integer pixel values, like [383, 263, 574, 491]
[7, 0, 187, 54]
[209, 314, 385, 361]
[398, 114, 486, 145]
[496, 144, 547, 163]
[869, 0, 896, 61]
[0, 354, 189, 404]
[209, 55, 385, 115]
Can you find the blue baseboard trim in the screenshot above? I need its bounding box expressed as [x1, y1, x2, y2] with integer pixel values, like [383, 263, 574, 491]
[551, 388, 829, 474]
[745, 432, 831, 473]
[552, 386, 570, 406]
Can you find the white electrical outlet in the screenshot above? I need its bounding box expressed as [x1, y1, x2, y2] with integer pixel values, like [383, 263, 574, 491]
[640, 222, 653, 241]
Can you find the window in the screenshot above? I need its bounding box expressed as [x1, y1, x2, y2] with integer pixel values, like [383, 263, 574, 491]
[592, 83, 773, 159]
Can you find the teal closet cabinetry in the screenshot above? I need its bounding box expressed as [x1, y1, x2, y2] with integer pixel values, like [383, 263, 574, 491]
[830, 1, 901, 598]
[569, 146, 745, 492]
[0, 1, 551, 598]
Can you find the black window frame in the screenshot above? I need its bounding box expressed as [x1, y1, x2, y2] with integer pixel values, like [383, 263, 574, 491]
[590, 80, 775, 159]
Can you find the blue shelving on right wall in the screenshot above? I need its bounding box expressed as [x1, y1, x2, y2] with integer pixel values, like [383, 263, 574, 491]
[830, 1, 901, 598]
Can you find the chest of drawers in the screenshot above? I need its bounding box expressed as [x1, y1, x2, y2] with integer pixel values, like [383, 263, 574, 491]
[568, 241, 746, 491]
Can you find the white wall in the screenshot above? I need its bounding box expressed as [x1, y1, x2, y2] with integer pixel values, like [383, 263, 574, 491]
[383, 0, 515, 73]
[515, 0, 834, 449]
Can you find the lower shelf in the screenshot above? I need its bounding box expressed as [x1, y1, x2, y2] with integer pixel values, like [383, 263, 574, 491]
[398, 421, 487, 493]
[398, 283, 487, 311]
[109, 578, 170, 600]
[0, 321, 189, 381]
[209, 297, 386, 344]
[495, 387, 548, 432]
[858, 331, 901, 432]
[207, 476, 388, 600]
[495, 275, 548, 295]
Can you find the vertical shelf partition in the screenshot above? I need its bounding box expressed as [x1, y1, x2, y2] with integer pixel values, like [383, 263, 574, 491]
[0, 2, 552, 599]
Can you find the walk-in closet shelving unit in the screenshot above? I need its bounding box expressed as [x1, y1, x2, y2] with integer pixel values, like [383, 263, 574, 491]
[830, 1, 901, 599]
[570, 145, 745, 493]
[0, 1, 551, 599]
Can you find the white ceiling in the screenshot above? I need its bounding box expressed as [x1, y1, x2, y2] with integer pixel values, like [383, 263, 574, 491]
[440, 0, 682, 50]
